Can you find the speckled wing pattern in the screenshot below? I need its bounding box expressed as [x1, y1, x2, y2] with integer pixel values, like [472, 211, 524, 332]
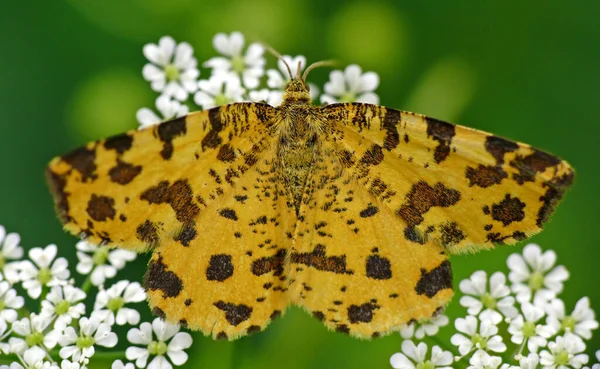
[322, 103, 574, 254]
[47, 103, 277, 251]
[288, 143, 452, 338]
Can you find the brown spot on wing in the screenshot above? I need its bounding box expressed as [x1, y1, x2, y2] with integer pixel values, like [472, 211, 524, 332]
[537, 171, 575, 227]
[491, 194, 526, 226]
[291, 245, 353, 274]
[359, 144, 384, 166]
[415, 260, 452, 298]
[251, 249, 286, 276]
[206, 254, 234, 281]
[439, 222, 466, 247]
[140, 179, 200, 224]
[397, 181, 461, 228]
[425, 118, 455, 164]
[213, 301, 252, 326]
[382, 109, 400, 150]
[62, 146, 97, 182]
[511, 149, 561, 185]
[347, 303, 379, 323]
[86, 194, 116, 222]
[145, 254, 183, 298]
[103, 133, 133, 154]
[366, 255, 392, 280]
[465, 165, 507, 188]
[216, 143, 236, 162]
[485, 135, 519, 165]
[157, 116, 187, 160]
[136, 220, 160, 246]
[109, 159, 142, 185]
[218, 208, 238, 221]
[45, 168, 71, 223]
[202, 108, 224, 150]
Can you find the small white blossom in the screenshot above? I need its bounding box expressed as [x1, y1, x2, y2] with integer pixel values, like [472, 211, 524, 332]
[400, 313, 449, 340]
[194, 74, 245, 110]
[507, 244, 569, 304]
[112, 360, 135, 369]
[320, 64, 379, 104]
[508, 302, 552, 353]
[41, 285, 86, 330]
[137, 95, 189, 129]
[142, 36, 199, 101]
[0, 319, 9, 354]
[60, 360, 81, 369]
[59, 313, 117, 363]
[248, 88, 283, 106]
[20, 244, 69, 299]
[266, 54, 319, 104]
[468, 350, 504, 369]
[390, 340, 453, 369]
[460, 271, 518, 324]
[4, 346, 59, 369]
[451, 316, 506, 356]
[76, 241, 136, 287]
[0, 225, 23, 283]
[539, 333, 588, 369]
[545, 297, 598, 340]
[94, 280, 145, 326]
[515, 353, 541, 369]
[126, 318, 193, 369]
[204, 31, 265, 89]
[8, 313, 58, 354]
[0, 280, 24, 323]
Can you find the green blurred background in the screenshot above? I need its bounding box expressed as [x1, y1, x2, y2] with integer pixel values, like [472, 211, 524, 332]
[1, 0, 598, 367]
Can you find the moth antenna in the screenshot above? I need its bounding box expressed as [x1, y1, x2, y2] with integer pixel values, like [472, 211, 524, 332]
[302, 60, 337, 81]
[260, 42, 294, 80]
[296, 61, 303, 79]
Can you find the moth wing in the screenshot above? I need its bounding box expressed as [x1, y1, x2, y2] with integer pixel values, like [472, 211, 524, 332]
[322, 103, 574, 254]
[289, 145, 452, 339]
[47, 103, 277, 251]
[145, 137, 297, 340]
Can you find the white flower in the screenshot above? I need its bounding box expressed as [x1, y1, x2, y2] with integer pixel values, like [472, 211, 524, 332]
[266, 54, 319, 104]
[516, 353, 541, 369]
[19, 245, 70, 299]
[76, 241, 136, 287]
[41, 285, 86, 330]
[136, 95, 189, 129]
[451, 316, 506, 356]
[390, 340, 453, 369]
[460, 271, 518, 324]
[20, 244, 69, 299]
[194, 74, 246, 110]
[126, 318, 193, 369]
[507, 244, 569, 304]
[508, 302, 552, 353]
[5, 346, 58, 369]
[59, 313, 117, 363]
[400, 313, 449, 340]
[320, 64, 379, 104]
[8, 313, 58, 354]
[248, 88, 283, 106]
[112, 360, 135, 369]
[94, 280, 145, 326]
[545, 297, 598, 340]
[468, 350, 504, 369]
[0, 280, 24, 323]
[0, 319, 9, 354]
[60, 360, 81, 369]
[142, 36, 199, 101]
[539, 333, 588, 369]
[0, 225, 23, 284]
[204, 31, 265, 89]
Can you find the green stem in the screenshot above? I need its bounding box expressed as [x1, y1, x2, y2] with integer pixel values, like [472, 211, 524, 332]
[81, 274, 94, 293]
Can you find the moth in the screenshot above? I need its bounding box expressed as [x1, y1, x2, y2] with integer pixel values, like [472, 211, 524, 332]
[46, 59, 574, 340]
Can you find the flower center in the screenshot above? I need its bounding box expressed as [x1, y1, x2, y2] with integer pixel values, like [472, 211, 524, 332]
[481, 292, 497, 309]
[471, 334, 488, 349]
[231, 55, 246, 74]
[554, 350, 570, 365]
[25, 331, 44, 347]
[38, 267, 52, 285]
[107, 296, 125, 312]
[93, 247, 109, 266]
[340, 92, 357, 103]
[76, 335, 95, 349]
[0, 300, 5, 310]
[164, 64, 180, 82]
[561, 315, 576, 332]
[55, 300, 71, 315]
[522, 321, 536, 337]
[148, 340, 168, 356]
[416, 361, 435, 369]
[215, 94, 230, 106]
[528, 271, 544, 291]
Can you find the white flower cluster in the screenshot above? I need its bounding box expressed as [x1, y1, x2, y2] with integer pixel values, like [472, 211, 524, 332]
[390, 243, 599, 369]
[136, 31, 380, 128]
[0, 225, 192, 369]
